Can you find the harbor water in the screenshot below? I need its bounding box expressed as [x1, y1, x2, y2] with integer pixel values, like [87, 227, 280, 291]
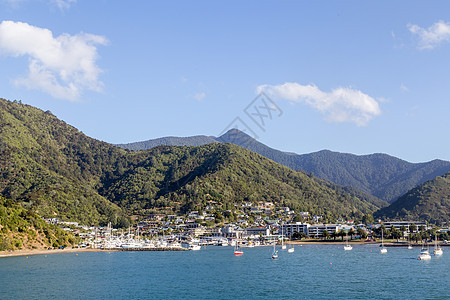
[0, 244, 448, 299]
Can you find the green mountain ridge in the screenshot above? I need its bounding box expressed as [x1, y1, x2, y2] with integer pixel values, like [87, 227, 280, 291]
[0, 98, 383, 225]
[375, 173, 450, 224]
[119, 128, 450, 203]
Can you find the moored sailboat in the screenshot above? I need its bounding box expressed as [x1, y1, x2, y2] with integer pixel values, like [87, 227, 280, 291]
[433, 234, 443, 256]
[344, 232, 352, 251]
[271, 241, 278, 259]
[380, 230, 387, 253]
[418, 244, 431, 260]
[234, 241, 243, 256]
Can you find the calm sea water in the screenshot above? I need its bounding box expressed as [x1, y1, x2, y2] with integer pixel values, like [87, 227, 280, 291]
[0, 245, 449, 299]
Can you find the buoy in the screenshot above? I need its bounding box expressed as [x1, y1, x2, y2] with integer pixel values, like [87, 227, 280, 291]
[330, 262, 332, 265]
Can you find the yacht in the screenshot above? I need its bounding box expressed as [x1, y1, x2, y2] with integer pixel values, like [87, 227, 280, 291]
[188, 243, 201, 251]
[271, 241, 278, 259]
[380, 230, 387, 253]
[344, 233, 352, 250]
[418, 247, 431, 260]
[433, 235, 443, 256]
[234, 241, 243, 256]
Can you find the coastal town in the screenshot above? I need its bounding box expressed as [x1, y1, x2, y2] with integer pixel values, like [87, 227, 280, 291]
[44, 201, 449, 250]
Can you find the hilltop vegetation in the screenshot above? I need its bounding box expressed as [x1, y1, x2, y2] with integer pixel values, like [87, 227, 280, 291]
[0, 196, 76, 251]
[375, 173, 450, 225]
[0, 98, 384, 225]
[0, 99, 129, 226]
[116, 135, 218, 151]
[102, 143, 382, 221]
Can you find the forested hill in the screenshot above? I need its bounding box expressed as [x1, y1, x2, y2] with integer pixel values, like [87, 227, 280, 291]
[0, 98, 129, 227]
[0, 98, 383, 224]
[101, 143, 385, 221]
[0, 196, 75, 251]
[121, 128, 450, 203]
[374, 173, 450, 225]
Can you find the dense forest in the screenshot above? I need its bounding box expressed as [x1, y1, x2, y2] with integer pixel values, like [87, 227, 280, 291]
[0, 196, 76, 251]
[375, 173, 450, 224]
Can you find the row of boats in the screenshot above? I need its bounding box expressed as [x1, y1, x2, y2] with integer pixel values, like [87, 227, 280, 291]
[234, 237, 294, 259]
[343, 231, 444, 260]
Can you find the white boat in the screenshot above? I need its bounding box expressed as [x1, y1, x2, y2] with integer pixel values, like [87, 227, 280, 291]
[407, 234, 413, 249]
[418, 246, 431, 260]
[344, 233, 352, 251]
[433, 234, 443, 256]
[121, 242, 143, 249]
[380, 230, 387, 253]
[271, 241, 278, 259]
[189, 243, 201, 251]
[168, 241, 182, 248]
[281, 226, 286, 250]
[287, 233, 295, 253]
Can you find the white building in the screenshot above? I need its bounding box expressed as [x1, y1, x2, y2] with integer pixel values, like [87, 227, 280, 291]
[281, 222, 309, 237]
[308, 224, 341, 238]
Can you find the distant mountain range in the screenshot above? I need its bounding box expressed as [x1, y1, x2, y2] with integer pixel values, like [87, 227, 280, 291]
[117, 129, 450, 204]
[117, 135, 218, 150]
[375, 173, 449, 224]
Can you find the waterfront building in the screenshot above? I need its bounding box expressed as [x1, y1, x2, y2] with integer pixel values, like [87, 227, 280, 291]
[381, 221, 427, 232]
[281, 222, 309, 237]
[308, 224, 340, 238]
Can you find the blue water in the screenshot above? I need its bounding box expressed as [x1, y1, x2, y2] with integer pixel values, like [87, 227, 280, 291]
[0, 245, 449, 299]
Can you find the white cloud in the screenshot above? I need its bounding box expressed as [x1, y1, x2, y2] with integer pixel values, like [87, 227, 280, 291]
[400, 83, 408, 92]
[50, 0, 77, 10]
[0, 20, 108, 101]
[194, 92, 206, 101]
[408, 21, 450, 50]
[257, 82, 381, 126]
[2, 0, 77, 9]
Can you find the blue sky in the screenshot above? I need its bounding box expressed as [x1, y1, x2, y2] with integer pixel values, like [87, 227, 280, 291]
[0, 1, 449, 162]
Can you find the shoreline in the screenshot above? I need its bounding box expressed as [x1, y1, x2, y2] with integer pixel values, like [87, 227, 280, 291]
[0, 247, 105, 258]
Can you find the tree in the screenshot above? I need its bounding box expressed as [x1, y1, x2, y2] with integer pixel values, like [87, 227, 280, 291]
[391, 227, 402, 242]
[419, 225, 426, 233]
[362, 214, 374, 225]
[331, 231, 338, 241]
[348, 228, 355, 240]
[356, 227, 367, 239]
[400, 225, 407, 240]
[322, 230, 329, 240]
[292, 232, 306, 240]
[410, 223, 417, 233]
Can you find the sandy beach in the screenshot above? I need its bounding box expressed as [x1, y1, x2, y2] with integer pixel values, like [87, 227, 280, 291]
[0, 247, 105, 258]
